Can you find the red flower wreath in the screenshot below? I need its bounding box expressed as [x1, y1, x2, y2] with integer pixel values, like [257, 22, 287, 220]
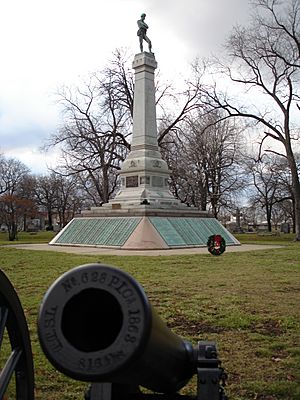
[207, 234, 226, 256]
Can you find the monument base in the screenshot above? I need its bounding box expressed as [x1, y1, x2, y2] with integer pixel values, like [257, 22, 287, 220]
[50, 206, 240, 250]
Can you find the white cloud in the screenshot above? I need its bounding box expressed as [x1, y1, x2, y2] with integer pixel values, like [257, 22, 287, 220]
[0, 0, 251, 173]
[4, 146, 61, 174]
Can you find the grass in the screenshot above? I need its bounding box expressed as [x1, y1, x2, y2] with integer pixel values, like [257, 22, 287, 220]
[234, 232, 297, 245]
[0, 233, 299, 399]
[0, 230, 56, 245]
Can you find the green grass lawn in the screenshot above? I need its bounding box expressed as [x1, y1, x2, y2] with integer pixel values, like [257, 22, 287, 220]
[0, 230, 56, 245]
[235, 232, 297, 245]
[0, 233, 299, 399]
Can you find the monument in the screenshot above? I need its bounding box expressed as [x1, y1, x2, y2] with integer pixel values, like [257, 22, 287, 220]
[50, 15, 239, 250]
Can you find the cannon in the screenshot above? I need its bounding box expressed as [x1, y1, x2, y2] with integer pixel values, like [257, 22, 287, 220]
[38, 263, 227, 400]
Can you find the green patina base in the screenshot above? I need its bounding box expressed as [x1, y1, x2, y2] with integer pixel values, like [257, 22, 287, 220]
[50, 216, 239, 249]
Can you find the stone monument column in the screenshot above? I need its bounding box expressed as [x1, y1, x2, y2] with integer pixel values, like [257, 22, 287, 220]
[130, 52, 160, 155]
[109, 52, 182, 210]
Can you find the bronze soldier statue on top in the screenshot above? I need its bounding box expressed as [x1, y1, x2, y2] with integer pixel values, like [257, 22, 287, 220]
[137, 13, 152, 53]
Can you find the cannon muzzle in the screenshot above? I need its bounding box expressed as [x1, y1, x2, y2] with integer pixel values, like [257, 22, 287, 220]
[38, 263, 196, 393]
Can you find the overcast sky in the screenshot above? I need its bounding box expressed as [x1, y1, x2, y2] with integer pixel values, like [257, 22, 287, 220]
[0, 0, 251, 173]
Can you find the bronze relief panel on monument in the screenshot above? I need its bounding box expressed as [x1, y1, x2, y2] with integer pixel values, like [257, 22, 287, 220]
[126, 176, 139, 188]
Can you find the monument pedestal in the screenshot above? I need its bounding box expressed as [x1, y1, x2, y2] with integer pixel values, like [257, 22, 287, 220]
[50, 212, 239, 250]
[105, 52, 182, 210]
[50, 52, 239, 250]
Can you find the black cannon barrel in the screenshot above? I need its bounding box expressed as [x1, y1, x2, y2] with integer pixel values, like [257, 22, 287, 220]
[38, 263, 195, 393]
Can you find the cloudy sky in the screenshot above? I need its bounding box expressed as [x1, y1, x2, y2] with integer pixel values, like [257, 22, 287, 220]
[0, 0, 251, 173]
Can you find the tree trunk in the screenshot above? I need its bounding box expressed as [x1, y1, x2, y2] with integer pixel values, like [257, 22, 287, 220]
[102, 168, 110, 204]
[266, 207, 272, 232]
[23, 213, 27, 232]
[8, 221, 17, 241]
[294, 196, 300, 240]
[47, 208, 54, 231]
[286, 147, 300, 240]
[292, 198, 296, 234]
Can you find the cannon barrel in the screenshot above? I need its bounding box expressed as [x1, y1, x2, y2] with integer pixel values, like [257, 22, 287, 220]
[38, 263, 196, 394]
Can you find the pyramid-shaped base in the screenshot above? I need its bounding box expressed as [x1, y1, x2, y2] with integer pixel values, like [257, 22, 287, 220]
[50, 212, 240, 250]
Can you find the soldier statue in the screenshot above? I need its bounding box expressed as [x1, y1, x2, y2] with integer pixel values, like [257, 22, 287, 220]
[137, 13, 152, 53]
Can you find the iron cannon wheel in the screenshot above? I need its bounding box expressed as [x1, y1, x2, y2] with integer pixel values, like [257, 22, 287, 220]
[0, 269, 34, 399]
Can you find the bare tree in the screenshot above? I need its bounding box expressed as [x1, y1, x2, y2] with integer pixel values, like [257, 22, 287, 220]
[45, 50, 135, 205]
[0, 157, 31, 240]
[17, 174, 38, 231]
[161, 110, 245, 216]
[197, 0, 300, 239]
[54, 174, 83, 228]
[33, 174, 59, 230]
[49, 81, 130, 203]
[245, 155, 293, 231]
[157, 74, 204, 146]
[0, 157, 30, 196]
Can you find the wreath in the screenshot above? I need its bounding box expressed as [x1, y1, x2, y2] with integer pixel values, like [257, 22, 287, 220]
[207, 234, 226, 256]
